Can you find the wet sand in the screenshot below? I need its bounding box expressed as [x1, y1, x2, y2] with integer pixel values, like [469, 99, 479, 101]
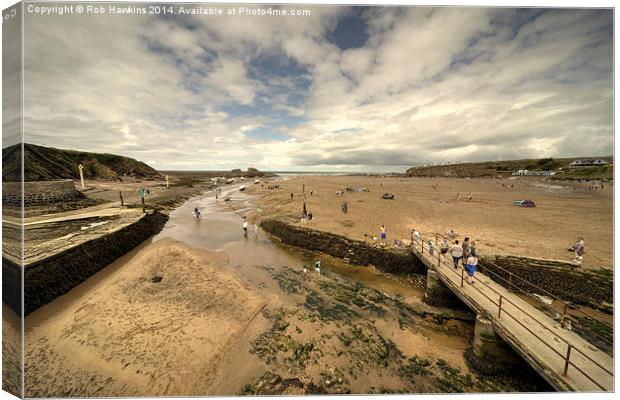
[2, 304, 21, 397]
[23, 185, 550, 396]
[247, 176, 613, 270]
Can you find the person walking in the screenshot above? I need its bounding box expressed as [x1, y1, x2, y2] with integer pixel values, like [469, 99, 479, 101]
[462, 237, 471, 264]
[440, 239, 449, 254]
[470, 240, 477, 257]
[243, 218, 248, 236]
[451, 240, 463, 269]
[314, 260, 322, 275]
[465, 253, 478, 284]
[574, 237, 585, 265]
[428, 239, 434, 255]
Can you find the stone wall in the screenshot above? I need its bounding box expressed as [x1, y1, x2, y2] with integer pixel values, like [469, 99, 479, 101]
[20, 212, 168, 315]
[260, 219, 427, 275]
[479, 255, 613, 312]
[3, 180, 81, 206]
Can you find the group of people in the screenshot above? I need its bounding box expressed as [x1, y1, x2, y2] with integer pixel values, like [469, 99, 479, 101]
[448, 237, 478, 284]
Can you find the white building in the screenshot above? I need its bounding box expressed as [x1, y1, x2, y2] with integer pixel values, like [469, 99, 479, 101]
[569, 159, 608, 167]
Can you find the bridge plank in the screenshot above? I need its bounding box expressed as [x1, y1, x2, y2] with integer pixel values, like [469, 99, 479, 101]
[410, 243, 613, 392]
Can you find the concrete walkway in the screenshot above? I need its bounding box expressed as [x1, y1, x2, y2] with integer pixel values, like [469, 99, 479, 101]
[410, 241, 613, 392]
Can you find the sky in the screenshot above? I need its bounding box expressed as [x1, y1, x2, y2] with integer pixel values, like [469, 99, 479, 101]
[7, 3, 614, 172]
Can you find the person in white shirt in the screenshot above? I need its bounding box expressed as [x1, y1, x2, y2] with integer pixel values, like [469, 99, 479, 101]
[451, 240, 463, 269]
[243, 219, 248, 236]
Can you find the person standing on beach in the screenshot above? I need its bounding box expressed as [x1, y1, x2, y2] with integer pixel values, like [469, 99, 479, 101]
[574, 237, 585, 264]
[451, 240, 463, 269]
[380, 225, 387, 244]
[243, 219, 248, 236]
[464, 253, 478, 284]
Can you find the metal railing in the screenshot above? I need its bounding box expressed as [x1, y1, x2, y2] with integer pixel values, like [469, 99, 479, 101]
[409, 235, 613, 391]
[430, 232, 613, 342]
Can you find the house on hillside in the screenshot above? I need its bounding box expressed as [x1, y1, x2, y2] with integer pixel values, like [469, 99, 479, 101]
[514, 169, 530, 176]
[531, 171, 556, 176]
[569, 159, 608, 167]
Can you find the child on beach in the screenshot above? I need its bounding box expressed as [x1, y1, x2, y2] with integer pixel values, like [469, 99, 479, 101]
[574, 237, 585, 265]
[380, 225, 387, 244]
[428, 240, 434, 255]
[194, 207, 201, 219]
[314, 260, 322, 274]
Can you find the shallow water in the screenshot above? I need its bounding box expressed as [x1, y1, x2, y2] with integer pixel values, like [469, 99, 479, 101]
[26, 184, 424, 331]
[154, 184, 425, 301]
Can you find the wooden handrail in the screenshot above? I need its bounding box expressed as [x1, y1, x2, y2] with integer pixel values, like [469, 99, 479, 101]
[409, 235, 612, 391]
[429, 233, 613, 334]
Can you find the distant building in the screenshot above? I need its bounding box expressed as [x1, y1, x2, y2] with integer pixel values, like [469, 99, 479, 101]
[569, 159, 608, 167]
[514, 169, 530, 176]
[531, 171, 556, 176]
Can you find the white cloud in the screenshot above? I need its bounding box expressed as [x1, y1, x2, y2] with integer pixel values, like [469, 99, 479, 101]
[19, 7, 613, 172]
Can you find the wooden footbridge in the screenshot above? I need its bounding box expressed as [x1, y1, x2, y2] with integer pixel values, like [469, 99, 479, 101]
[409, 236, 613, 392]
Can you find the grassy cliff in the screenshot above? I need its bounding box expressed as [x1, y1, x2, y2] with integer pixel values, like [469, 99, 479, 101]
[405, 157, 613, 180]
[2, 143, 160, 181]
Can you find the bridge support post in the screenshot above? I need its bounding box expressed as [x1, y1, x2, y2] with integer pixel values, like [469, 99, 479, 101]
[424, 269, 462, 308]
[468, 314, 521, 374]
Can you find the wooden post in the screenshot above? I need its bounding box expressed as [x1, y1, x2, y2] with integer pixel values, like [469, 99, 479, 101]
[302, 184, 307, 215]
[563, 345, 572, 376]
[562, 302, 568, 318]
[460, 268, 464, 287]
[119, 191, 124, 207]
[498, 296, 503, 318]
[166, 175, 169, 189]
[78, 164, 85, 189]
[139, 187, 146, 213]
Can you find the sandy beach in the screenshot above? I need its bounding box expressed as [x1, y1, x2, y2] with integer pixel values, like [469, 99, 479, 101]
[22, 186, 551, 396]
[248, 176, 613, 270]
[25, 239, 267, 397]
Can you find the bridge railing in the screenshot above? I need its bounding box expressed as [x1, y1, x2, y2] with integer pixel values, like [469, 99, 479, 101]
[427, 232, 613, 344]
[409, 235, 612, 391]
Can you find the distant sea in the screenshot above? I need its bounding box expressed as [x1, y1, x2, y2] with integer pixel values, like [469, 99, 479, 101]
[267, 171, 360, 177]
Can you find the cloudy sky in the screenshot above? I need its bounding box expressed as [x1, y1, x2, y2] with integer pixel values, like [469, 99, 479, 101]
[13, 4, 614, 172]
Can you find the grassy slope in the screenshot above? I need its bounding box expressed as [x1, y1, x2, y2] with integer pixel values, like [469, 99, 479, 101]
[2, 143, 160, 181]
[405, 157, 613, 180]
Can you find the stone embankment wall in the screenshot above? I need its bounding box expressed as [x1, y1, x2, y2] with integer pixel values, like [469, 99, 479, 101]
[17, 212, 169, 316]
[261, 219, 612, 313]
[260, 219, 427, 275]
[3, 180, 81, 206]
[478, 255, 613, 311]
